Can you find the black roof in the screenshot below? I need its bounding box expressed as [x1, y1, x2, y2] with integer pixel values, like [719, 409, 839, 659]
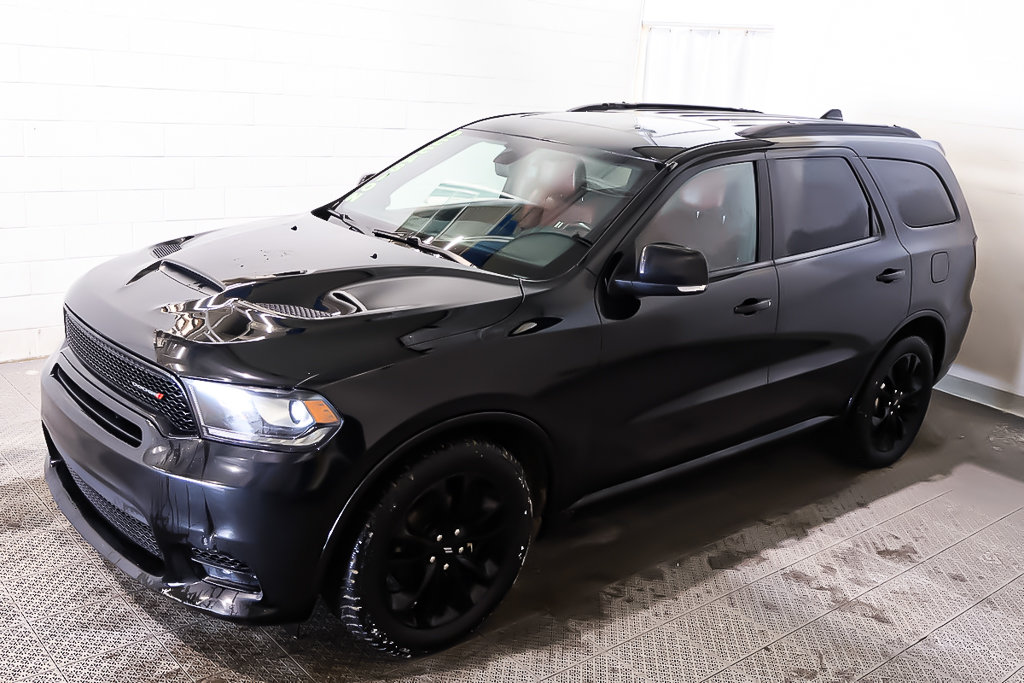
[467, 104, 919, 162]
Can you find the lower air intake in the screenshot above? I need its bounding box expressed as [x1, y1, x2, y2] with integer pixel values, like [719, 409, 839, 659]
[66, 467, 163, 561]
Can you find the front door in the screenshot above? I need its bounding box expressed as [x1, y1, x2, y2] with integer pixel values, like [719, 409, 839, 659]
[593, 153, 780, 484]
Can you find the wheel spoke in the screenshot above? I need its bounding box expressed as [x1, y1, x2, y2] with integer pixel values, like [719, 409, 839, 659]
[464, 518, 515, 547]
[388, 554, 429, 567]
[445, 564, 477, 612]
[892, 356, 910, 389]
[412, 563, 447, 627]
[389, 562, 437, 614]
[456, 553, 497, 584]
[893, 354, 923, 393]
[894, 412, 906, 440]
[407, 486, 447, 538]
[393, 528, 434, 549]
[877, 414, 897, 451]
[446, 474, 477, 524]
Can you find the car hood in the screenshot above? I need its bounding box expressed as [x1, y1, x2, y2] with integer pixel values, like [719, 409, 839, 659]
[64, 213, 524, 387]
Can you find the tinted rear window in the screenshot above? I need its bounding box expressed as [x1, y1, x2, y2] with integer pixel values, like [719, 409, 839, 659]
[770, 157, 872, 257]
[867, 158, 956, 227]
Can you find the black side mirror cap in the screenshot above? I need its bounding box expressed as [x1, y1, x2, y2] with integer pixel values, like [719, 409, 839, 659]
[611, 243, 709, 297]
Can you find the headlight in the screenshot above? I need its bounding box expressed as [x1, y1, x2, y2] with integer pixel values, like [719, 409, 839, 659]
[183, 378, 342, 450]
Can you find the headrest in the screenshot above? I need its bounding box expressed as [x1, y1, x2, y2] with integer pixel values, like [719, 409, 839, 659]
[534, 155, 586, 200]
[506, 151, 586, 202]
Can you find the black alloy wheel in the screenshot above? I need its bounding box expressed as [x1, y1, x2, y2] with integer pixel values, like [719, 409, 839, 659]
[847, 335, 934, 468]
[328, 439, 534, 657]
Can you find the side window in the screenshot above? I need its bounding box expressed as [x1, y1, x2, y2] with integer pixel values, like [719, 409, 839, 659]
[867, 158, 957, 227]
[770, 157, 873, 258]
[641, 162, 757, 271]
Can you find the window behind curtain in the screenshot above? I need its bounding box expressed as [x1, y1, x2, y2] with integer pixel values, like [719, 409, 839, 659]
[637, 24, 774, 108]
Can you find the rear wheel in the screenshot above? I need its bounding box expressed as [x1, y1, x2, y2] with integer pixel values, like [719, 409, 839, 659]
[846, 335, 934, 468]
[328, 439, 533, 657]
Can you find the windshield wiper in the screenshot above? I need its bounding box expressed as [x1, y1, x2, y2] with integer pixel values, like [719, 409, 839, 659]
[323, 206, 367, 234]
[371, 229, 475, 268]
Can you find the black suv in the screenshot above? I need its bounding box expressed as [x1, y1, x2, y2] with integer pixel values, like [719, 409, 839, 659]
[41, 103, 975, 656]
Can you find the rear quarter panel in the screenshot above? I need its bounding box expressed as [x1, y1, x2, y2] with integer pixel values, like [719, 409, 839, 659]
[856, 138, 976, 375]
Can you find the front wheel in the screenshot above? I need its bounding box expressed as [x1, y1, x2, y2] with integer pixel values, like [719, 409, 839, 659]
[327, 439, 534, 657]
[845, 335, 934, 468]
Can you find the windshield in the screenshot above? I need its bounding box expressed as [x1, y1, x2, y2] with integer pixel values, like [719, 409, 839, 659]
[326, 129, 658, 279]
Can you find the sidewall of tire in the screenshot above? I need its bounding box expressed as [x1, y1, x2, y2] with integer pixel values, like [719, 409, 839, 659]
[331, 439, 533, 657]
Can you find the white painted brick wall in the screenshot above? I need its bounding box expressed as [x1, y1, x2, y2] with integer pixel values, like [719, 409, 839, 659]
[0, 0, 642, 361]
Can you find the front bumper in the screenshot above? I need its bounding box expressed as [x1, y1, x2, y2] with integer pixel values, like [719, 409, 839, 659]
[41, 347, 351, 623]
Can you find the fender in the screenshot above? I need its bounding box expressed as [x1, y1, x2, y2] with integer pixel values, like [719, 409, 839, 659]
[313, 410, 555, 586]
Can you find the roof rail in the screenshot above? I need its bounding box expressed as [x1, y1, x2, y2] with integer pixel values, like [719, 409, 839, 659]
[569, 102, 762, 114]
[738, 121, 920, 139]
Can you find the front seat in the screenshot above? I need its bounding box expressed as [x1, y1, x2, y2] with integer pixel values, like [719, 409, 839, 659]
[507, 153, 593, 231]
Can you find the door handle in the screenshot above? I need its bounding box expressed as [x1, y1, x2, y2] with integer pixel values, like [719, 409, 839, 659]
[876, 268, 906, 283]
[733, 298, 772, 315]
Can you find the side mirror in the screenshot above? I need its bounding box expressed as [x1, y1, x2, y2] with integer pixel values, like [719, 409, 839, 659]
[612, 243, 709, 297]
[358, 172, 378, 185]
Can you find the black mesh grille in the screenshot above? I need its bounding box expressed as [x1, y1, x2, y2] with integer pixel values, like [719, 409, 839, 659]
[151, 242, 181, 259]
[191, 548, 253, 573]
[254, 302, 334, 319]
[67, 467, 163, 560]
[64, 311, 197, 435]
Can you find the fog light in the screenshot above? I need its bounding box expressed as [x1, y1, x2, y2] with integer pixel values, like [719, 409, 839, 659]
[191, 547, 261, 592]
[197, 561, 261, 592]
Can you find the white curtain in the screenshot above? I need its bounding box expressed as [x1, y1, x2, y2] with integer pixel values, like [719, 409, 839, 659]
[640, 26, 773, 109]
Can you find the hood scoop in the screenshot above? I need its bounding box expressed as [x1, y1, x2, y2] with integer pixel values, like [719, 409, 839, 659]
[126, 257, 225, 294]
[160, 290, 368, 345]
[248, 291, 364, 320]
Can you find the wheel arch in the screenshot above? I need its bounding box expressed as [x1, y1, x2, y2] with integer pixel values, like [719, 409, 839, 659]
[851, 311, 947, 410]
[316, 411, 555, 591]
[887, 311, 947, 379]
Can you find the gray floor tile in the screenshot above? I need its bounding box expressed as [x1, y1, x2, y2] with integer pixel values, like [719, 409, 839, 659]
[1003, 667, 1024, 683]
[31, 597, 151, 668]
[7, 560, 121, 623]
[157, 619, 293, 681]
[58, 636, 188, 683]
[0, 614, 57, 682]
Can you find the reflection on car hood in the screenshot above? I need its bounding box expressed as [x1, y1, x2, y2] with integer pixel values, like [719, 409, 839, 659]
[64, 214, 525, 386]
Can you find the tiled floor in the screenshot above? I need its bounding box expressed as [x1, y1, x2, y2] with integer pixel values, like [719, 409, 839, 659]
[2, 357, 1024, 682]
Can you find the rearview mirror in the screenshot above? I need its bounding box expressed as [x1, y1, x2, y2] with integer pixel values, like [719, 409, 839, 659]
[612, 243, 709, 297]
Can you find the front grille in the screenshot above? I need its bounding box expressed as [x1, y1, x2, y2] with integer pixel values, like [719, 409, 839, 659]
[52, 364, 143, 447]
[66, 467, 163, 560]
[191, 548, 253, 573]
[64, 310, 198, 436]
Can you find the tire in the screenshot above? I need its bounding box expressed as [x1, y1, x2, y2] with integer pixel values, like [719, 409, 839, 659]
[327, 438, 534, 658]
[845, 335, 934, 468]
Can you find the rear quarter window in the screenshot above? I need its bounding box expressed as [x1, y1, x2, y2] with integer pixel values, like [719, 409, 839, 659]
[867, 158, 957, 228]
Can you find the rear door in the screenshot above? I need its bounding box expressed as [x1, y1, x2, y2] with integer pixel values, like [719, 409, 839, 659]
[765, 147, 912, 423]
